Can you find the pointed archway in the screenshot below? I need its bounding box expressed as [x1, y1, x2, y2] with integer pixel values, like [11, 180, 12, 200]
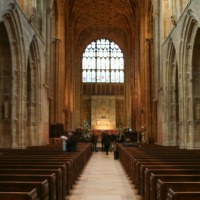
[168, 42, 179, 146]
[25, 37, 41, 146]
[179, 10, 199, 149]
[192, 28, 200, 148]
[0, 22, 12, 147]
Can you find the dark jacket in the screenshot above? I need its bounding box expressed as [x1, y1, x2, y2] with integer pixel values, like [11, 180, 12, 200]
[67, 135, 77, 152]
[104, 134, 111, 145]
[91, 134, 98, 144]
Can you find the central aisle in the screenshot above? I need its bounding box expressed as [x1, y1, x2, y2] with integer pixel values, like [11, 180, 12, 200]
[67, 151, 140, 200]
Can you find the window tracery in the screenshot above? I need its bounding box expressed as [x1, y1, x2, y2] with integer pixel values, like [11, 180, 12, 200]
[82, 39, 124, 83]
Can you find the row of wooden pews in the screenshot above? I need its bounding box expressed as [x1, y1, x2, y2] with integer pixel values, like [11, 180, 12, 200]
[117, 143, 200, 200]
[0, 142, 92, 200]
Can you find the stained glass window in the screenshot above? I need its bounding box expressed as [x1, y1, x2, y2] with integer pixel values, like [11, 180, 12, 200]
[82, 39, 124, 83]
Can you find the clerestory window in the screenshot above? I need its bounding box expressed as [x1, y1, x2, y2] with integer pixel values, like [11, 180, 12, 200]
[82, 39, 124, 83]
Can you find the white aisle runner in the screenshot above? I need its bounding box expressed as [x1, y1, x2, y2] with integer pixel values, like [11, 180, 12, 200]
[67, 151, 140, 200]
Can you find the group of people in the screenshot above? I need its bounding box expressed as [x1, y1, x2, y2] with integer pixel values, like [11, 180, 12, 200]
[60, 129, 126, 154]
[60, 130, 78, 152]
[101, 132, 118, 155]
[91, 132, 122, 155]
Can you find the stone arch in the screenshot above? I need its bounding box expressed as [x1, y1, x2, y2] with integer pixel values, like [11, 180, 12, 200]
[0, 22, 12, 147]
[25, 37, 41, 146]
[192, 28, 200, 148]
[0, 8, 25, 148]
[166, 40, 179, 146]
[179, 9, 199, 149]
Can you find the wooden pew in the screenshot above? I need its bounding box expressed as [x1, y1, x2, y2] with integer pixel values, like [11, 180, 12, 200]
[134, 158, 200, 186]
[0, 181, 48, 200]
[116, 143, 200, 200]
[0, 163, 66, 198]
[0, 187, 38, 200]
[135, 161, 200, 185]
[139, 164, 200, 197]
[0, 157, 74, 196]
[0, 170, 57, 200]
[0, 143, 92, 199]
[166, 188, 200, 200]
[144, 168, 200, 200]
[132, 156, 200, 184]
[149, 174, 200, 200]
[116, 143, 200, 183]
[5, 167, 62, 199]
[0, 152, 81, 191]
[0, 175, 52, 199]
[157, 180, 200, 200]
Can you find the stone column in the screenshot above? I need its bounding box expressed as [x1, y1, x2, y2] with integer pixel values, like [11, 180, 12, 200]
[50, 38, 61, 123]
[144, 38, 154, 142]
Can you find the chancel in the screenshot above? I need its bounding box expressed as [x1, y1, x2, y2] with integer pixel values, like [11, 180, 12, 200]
[91, 96, 116, 130]
[0, 0, 200, 199]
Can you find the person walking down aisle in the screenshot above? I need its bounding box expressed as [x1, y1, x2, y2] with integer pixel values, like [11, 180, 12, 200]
[104, 134, 111, 155]
[91, 133, 98, 152]
[110, 133, 117, 151]
[101, 132, 105, 152]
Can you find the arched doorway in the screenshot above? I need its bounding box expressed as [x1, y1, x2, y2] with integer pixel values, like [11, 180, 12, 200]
[0, 22, 12, 147]
[25, 38, 41, 146]
[192, 28, 200, 148]
[168, 44, 179, 146]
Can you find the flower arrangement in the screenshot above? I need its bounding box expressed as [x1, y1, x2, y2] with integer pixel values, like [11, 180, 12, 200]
[83, 119, 90, 132]
[81, 119, 91, 142]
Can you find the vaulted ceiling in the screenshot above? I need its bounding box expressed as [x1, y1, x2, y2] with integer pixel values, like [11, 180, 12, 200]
[68, 0, 143, 49]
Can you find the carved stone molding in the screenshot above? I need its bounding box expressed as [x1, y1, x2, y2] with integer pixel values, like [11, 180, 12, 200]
[187, 120, 193, 125]
[187, 43, 192, 49]
[91, 96, 116, 130]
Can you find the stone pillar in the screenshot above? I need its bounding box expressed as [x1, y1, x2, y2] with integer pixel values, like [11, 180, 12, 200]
[50, 38, 61, 123]
[144, 38, 154, 142]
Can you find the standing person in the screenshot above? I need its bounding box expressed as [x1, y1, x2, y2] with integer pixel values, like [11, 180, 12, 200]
[104, 134, 111, 155]
[91, 133, 98, 152]
[60, 131, 68, 151]
[110, 133, 117, 151]
[119, 132, 125, 143]
[66, 130, 78, 152]
[101, 132, 105, 152]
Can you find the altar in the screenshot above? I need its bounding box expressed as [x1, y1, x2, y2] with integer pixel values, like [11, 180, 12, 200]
[91, 96, 116, 130]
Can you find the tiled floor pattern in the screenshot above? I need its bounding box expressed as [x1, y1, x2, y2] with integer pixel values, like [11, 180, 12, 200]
[67, 151, 141, 200]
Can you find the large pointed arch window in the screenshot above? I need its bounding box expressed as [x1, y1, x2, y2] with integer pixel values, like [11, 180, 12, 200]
[82, 39, 124, 83]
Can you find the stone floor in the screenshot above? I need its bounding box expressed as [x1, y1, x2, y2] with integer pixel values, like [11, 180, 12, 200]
[67, 150, 141, 200]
